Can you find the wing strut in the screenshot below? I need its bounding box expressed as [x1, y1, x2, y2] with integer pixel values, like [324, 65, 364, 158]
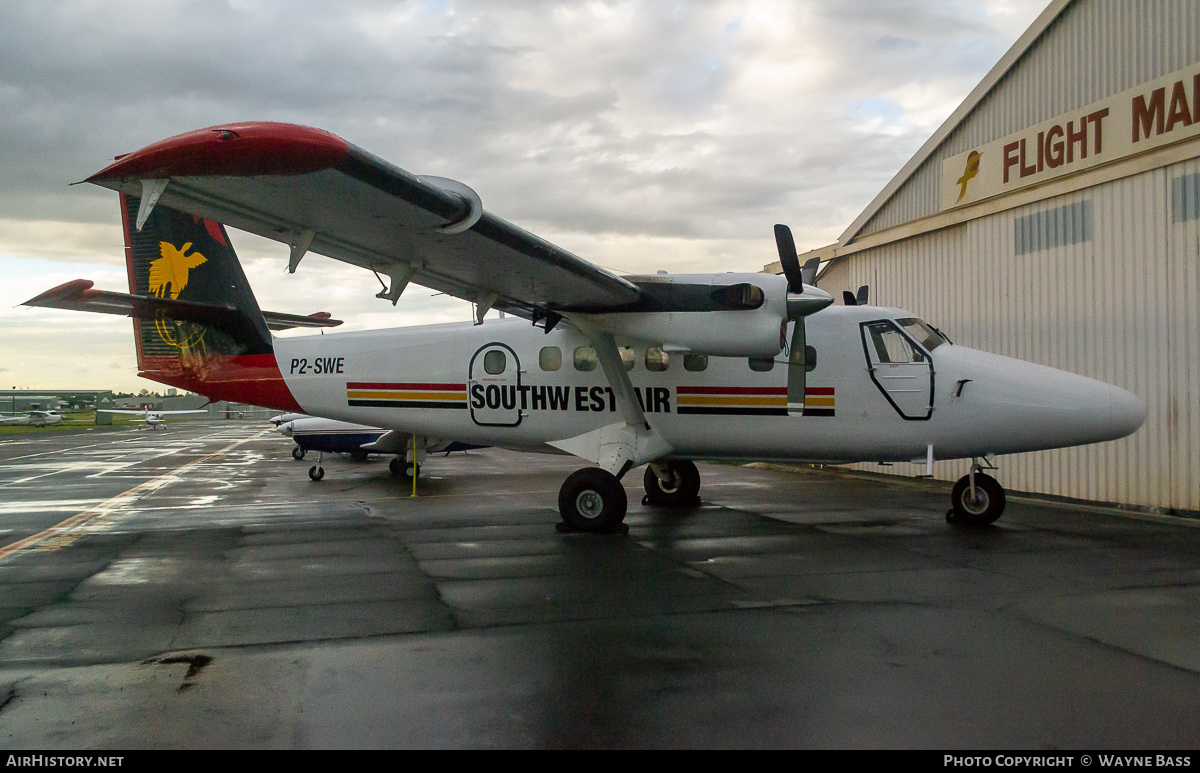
[548, 319, 673, 479]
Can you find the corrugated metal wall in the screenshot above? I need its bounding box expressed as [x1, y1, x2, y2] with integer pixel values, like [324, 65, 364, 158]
[858, 0, 1200, 238]
[822, 157, 1200, 512]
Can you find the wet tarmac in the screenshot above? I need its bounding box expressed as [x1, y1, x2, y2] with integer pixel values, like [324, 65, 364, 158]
[0, 421, 1198, 749]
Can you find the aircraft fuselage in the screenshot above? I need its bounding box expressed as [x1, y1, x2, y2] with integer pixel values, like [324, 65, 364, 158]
[273, 305, 1143, 465]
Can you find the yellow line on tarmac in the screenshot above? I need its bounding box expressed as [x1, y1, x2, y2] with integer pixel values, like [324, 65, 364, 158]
[0, 429, 270, 562]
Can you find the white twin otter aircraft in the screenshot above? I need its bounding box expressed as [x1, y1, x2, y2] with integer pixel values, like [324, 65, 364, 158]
[25, 123, 1144, 531]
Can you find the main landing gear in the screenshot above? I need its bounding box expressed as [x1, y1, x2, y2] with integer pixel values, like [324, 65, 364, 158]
[389, 457, 420, 480]
[556, 459, 702, 533]
[558, 468, 627, 532]
[947, 459, 1006, 526]
[642, 460, 700, 507]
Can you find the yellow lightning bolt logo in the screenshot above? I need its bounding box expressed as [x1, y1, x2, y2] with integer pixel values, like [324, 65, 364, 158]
[956, 150, 982, 203]
[149, 242, 208, 350]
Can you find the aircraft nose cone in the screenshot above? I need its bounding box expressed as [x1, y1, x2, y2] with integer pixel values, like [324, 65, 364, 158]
[1108, 385, 1145, 439]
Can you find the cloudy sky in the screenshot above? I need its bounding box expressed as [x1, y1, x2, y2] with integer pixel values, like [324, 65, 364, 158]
[0, 0, 1048, 393]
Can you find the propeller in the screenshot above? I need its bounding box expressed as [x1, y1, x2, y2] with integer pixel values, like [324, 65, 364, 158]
[774, 224, 834, 415]
[774, 224, 803, 293]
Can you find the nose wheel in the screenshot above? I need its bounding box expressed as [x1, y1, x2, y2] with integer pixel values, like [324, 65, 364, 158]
[948, 467, 1005, 525]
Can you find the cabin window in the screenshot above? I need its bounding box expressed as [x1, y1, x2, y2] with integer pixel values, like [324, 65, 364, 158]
[574, 346, 598, 372]
[645, 347, 669, 372]
[748, 357, 774, 372]
[484, 350, 507, 375]
[539, 346, 562, 371]
[683, 354, 708, 372]
[620, 346, 635, 371]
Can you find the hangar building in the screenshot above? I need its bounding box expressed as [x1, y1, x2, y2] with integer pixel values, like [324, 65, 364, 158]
[777, 0, 1200, 514]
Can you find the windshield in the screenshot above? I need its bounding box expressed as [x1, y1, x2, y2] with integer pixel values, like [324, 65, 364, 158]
[896, 317, 948, 352]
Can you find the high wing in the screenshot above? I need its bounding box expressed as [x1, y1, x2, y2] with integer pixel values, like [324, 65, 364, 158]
[85, 122, 643, 320]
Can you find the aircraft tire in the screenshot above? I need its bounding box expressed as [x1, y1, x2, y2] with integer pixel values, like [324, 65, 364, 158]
[950, 472, 1005, 525]
[405, 463, 420, 480]
[292, 446, 305, 461]
[350, 450, 370, 462]
[390, 457, 403, 477]
[309, 465, 325, 481]
[559, 468, 627, 532]
[643, 460, 700, 506]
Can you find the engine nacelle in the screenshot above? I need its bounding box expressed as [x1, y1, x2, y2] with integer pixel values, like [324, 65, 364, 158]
[572, 272, 792, 358]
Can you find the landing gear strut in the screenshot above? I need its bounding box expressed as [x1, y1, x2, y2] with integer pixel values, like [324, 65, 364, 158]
[308, 451, 325, 481]
[947, 460, 1005, 525]
[558, 467, 627, 532]
[642, 460, 700, 507]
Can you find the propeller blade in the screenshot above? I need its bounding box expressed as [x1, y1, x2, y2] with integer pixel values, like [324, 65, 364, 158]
[774, 224, 804, 294]
[856, 285, 869, 306]
[843, 290, 858, 306]
[786, 319, 807, 416]
[801, 257, 819, 287]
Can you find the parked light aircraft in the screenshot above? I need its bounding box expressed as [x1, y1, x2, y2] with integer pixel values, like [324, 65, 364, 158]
[0, 411, 64, 427]
[277, 415, 480, 480]
[98, 407, 208, 429]
[24, 122, 1144, 530]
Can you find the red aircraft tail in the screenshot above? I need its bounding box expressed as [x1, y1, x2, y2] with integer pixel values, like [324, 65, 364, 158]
[25, 196, 342, 412]
[116, 193, 307, 411]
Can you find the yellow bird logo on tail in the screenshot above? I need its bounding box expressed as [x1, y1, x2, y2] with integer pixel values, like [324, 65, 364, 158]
[149, 242, 207, 299]
[956, 150, 982, 203]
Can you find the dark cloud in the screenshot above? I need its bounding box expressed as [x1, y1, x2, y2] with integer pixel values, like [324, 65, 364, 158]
[0, 0, 1048, 241]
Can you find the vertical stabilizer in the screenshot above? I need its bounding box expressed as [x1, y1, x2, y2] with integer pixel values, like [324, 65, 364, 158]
[121, 193, 273, 368]
[116, 194, 302, 412]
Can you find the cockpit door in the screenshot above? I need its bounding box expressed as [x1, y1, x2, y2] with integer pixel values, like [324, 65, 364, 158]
[468, 343, 523, 427]
[861, 320, 934, 420]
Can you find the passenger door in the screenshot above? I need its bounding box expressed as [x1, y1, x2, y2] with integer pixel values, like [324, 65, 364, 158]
[468, 343, 523, 427]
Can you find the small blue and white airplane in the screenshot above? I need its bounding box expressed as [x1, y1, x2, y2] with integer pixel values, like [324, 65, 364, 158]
[275, 414, 481, 481]
[24, 122, 1144, 530]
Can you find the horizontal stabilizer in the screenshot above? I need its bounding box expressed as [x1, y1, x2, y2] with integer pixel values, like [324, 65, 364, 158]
[23, 280, 342, 336]
[260, 310, 341, 331]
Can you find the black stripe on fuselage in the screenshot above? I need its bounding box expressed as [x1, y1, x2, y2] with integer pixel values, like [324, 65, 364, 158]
[675, 407, 836, 417]
[347, 399, 467, 409]
[676, 407, 789, 417]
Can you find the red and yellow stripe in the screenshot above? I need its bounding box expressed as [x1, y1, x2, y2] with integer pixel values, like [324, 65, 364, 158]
[346, 382, 467, 409]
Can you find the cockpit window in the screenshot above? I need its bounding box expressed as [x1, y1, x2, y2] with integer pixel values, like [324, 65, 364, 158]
[865, 322, 926, 364]
[896, 318, 948, 352]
